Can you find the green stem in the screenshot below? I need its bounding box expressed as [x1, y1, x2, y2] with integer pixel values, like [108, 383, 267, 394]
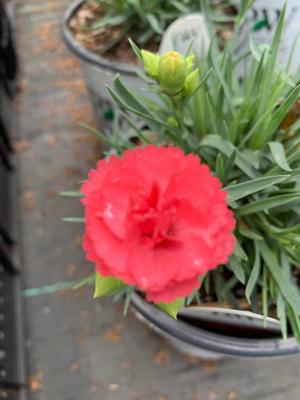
[172, 98, 189, 151]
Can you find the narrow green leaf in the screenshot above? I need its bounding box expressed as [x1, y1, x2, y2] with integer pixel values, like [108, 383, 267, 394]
[171, 0, 190, 13]
[226, 175, 289, 202]
[158, 298, 184, 319]
[113, 75, 153, 116]
[281, 251, 291, 278]
[94, 272, 126, 298]
[208, 39, 235, 115]
[245, 242, 261, 303]
[236, 193, 300, 216]
[214, 270, 238, 307]
[258, 242, 300, 314]
[204, 272, 211, 295]
[215, 153, 224, 183]
[253, 84, 300, 148]
[186, 290, 201, 306]
[269, 142, 292, 172]
[62, 217, 85, 223]
[287, 305, 300, 346]
[107, 82, 177, 134]
[277, 294, 288, 340]
[126, 0, 145, 21]
[118, 111, 152, 144]
[258, 3, 286, 110]
[89, 13, 130, 30]
[60, 191, 84, 198]
[238, 0, 255, 24]
[128, 38, 143, 62]
[223, 150, 237, 184]
[78, 122, 117, 147]
[200, 135, 258, 178]
[227, 256, 246, 284]
[123, 286, 134, 315]
[234, 241, 248, 261]
[238, 223, 263, 240]
[74, 273, 95, 289]
[240, 105, 280, 149]
[262, 264, 268, 327]
[146, 13, 163, 34]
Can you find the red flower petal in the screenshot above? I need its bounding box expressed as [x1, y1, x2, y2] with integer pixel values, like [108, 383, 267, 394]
[81, 145, 236, 302]
[82, 233, 110, 277]
[146, 277, 201, 304]
[128, 245, 180, 291]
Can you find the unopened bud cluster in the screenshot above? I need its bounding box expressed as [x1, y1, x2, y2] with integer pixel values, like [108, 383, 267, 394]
[141, 50, 199, 98]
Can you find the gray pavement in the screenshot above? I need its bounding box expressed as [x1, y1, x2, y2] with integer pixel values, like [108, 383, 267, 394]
[16, 1, 300, 399]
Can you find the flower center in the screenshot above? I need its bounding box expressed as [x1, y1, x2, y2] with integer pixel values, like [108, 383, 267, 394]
[140, 212, 175, 247]
[132, 184, 178, 248]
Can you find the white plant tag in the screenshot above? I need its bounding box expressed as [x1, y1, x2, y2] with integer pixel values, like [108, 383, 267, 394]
[159, 13, 210, 60]
[241, 0, 300, 74]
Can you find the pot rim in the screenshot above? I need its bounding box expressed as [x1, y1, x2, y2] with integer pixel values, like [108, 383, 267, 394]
[131, 292, 299, 358]
[61, 0, 139, 76]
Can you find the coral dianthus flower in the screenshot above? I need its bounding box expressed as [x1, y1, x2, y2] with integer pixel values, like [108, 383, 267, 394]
[82, 145, 235, 303]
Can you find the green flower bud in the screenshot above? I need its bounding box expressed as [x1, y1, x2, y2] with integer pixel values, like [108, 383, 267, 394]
[167, 116, 179, 128]
[158, 51, 187, 96]
[141, 50, 161, 79]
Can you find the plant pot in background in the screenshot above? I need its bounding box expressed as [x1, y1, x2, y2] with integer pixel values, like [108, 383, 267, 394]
[131, 293, 299, 359]
[62, 0, 145, 130]
[63, 0, 300, 130]
[62, 1, 242, 130]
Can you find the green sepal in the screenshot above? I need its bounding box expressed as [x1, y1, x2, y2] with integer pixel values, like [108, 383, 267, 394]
[94, 272, 126, 298]
[185, 54, 196, 73]
[158, 298, 184, 319]
[141, 49, 160, 79]
[183, 68, 199, 98]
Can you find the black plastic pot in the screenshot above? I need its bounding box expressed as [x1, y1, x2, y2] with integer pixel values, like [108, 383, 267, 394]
[131, 292, 299, 358]
[62, 0, 141, 128]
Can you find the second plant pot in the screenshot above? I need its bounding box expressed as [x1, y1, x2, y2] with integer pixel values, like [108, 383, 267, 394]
[62, 0, 145, 129]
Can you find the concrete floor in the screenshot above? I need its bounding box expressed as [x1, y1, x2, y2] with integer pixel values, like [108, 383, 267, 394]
[16, 1, 300, 399]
